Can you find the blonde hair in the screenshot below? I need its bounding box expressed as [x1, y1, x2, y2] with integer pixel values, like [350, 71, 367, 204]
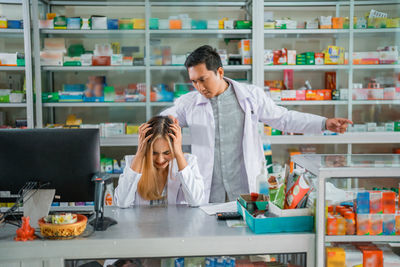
[137, 116, 175, 200]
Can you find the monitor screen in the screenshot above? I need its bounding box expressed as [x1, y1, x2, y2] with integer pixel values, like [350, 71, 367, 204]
[0, 129, 100, 202]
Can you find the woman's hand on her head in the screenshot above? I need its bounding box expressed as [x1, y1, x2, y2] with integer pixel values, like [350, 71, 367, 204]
[168, 122, 183, 157]
[136, 123, 152, 158]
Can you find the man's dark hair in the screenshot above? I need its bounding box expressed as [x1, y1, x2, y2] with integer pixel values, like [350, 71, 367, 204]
[184, 45, 222, 73]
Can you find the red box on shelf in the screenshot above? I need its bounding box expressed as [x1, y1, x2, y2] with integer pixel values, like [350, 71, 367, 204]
[92, 56, 111, 66]
[296, 90, 306, 100]
[323, 89, 332, 100]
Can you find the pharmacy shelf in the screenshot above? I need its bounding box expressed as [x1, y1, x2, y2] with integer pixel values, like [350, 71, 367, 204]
[150, 1, 247, 6]
[150, 65, 251, 71]
[42, 66, 146, 71]
[264, 65, 349, 71]
[0, 0, 22, 4]
[0, 28, 23, 34]
[150, 102, 174, 107]
[326, 235, 400, 243]
[46, 0, 145, 6]
[150, 29, 251, 37]
[265, 132, 400, 144]
[100, 134, 192, 146]
[43, 102, 146, 107]
[352, 64, 400, 70]
[264, 29, 349, 35]
[264, 1, 350, 6]
[354, 0, 400, 6]
[0, 66, 25, 71]
[0, 103, 27, 107]
[40, 29, 145, 35]
[352, 100, 400, 105]
[276, 100, 347, 106]
[354, 28, 400, 34]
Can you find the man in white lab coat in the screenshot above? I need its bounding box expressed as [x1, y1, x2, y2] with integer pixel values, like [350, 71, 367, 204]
[161, 45, 352, 203]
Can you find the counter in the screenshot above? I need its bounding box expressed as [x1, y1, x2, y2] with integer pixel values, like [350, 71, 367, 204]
[0, 205, 315, 267]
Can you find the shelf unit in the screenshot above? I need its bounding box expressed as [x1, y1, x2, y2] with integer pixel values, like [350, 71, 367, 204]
[259, 0, 400, 155]
[0, 0, 34, 128]
[293, 154, 400, 267]
[32, 0, 253, 128]
[9, 0, 398, 150]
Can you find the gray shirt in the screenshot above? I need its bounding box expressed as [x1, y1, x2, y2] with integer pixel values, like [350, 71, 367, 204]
[209, 82, 248, 203]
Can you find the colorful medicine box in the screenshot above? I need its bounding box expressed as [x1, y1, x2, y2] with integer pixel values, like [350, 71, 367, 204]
[355, 192, 370, 214]
[369, 191, 382, 214]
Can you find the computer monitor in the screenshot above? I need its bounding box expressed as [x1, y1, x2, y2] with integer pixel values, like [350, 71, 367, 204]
[0, 129, 100, 203]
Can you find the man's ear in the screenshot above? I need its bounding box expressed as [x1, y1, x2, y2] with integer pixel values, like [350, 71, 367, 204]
[217, 67, 224, 79]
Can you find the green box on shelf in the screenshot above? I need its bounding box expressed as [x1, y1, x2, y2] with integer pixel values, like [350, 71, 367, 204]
[0, 95, 10, 103]
[63, 61, 82, 66]
[238, 194, 269, 211]
[42, 92, 59, 103]
[150, 18, 159, 29]
[17, 59, 25, 66]
[235, 20, 252, 29]
[104, 86, 115, 102]
[237, 200, 314, 234]
[271, 128, 282, 135]
[395, 121, 400, 132]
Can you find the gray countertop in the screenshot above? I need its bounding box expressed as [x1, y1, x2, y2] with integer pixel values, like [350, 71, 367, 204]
[0, 206, 315, 263]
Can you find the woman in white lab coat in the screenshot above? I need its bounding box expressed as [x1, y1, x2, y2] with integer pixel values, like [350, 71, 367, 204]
[114, 115, 205, 207]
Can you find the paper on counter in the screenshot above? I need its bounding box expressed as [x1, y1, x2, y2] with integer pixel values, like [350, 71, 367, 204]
[199, 201, 237, 215]
[226, 219, 247, 228]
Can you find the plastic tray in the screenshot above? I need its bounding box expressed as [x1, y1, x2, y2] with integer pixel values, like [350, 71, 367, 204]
[237, 201, 314, 234]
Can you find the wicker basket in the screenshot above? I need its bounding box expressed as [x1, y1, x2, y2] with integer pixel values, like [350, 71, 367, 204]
[38, 214, 87, 238]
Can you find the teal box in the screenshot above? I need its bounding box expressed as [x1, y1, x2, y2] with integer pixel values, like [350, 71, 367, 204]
[150, 18, 159, 29]
[191, 20, 207, 29]
[237, 201, 314, 234]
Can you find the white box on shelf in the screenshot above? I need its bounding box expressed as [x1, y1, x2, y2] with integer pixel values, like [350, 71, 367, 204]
[111, 54, 123, 66]
[207, 20, 219, 29]
[159, 19, 169, 29]
[0, 53, 17, 66]
[224, 20, 234, 29]
[305, 20, 319, 29]
[238, 39, 251, 56]
[264, 50, 273, 65]
[39, 19, 53, 29]
[366, 122, 377, 132]
[339, 88, 348, 100]
[288, 50, 296, 65]
[40, 51, 64, 66]
[269, 202, 312, 217]
[172, 55, 186, 65]
[91, 16, 107, 29]
[81, 54, 93, 66]
[44, 38, 66, 51]
[181, 18, 192, 29]
[9, 93, 24, 103]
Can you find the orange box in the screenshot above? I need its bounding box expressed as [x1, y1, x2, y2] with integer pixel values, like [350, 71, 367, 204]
[382, 191, 396, 214]
[332, 17, 344, 29]
[323, 89, 332, 100]
[169, 19, 182, 30]
[326, 247, 345, 267]
[326, 216, 337, 235]
[306, 89, 317, 100]
[316, 89, 325, 100]
[92, 56, 111, 66]
[361, 248, 383, 267]
[289, 151, 301, 173]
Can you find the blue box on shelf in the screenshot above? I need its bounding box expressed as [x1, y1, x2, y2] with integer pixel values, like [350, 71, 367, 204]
[236, 200, 314, 234]
[66, 17, 81, 29]
[63, 84, 85, 92]
[107, 19, 119, 30]
[149, 18, 159, 29]
[83, 96, 104, 102]
[191, 20, 207, 30]
[7, 20, 22, 29]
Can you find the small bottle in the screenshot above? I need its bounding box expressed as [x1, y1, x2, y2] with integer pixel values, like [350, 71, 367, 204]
[104, 183, 114, 206]
[336, 215, 347, 235]
[256, 162, 269, 196]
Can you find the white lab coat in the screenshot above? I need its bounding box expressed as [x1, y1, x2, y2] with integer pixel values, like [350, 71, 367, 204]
[114, 153, 205, 207]
[161, 77, 325, 202]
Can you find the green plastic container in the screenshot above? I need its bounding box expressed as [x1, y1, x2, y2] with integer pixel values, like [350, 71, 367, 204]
[150, 18, 159, 29]
[238, 194, 269, 211]
[235, 20, 252, 29]
[271, 128, 282, 135]
[68, 44, 85, 57]
[237, 201, 314, 234]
